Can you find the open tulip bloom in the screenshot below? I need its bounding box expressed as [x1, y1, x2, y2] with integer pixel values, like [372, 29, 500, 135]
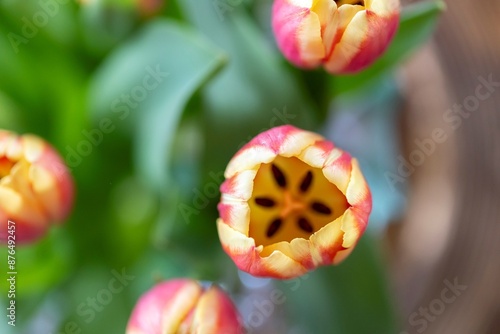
[217, 125, 372, 279]
[126, 279, 245, 334]
[0, 130, 74, 243]
[272, 0, 400, 74]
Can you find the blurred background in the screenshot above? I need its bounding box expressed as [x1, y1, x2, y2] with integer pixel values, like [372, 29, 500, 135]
[0, 0, 499, 333]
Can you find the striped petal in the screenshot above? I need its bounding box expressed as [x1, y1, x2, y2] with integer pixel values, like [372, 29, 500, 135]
[217, 125, 372, 279]
[0, 130, 74, 244]
[272, 0, 400, 74]
[324, 8, 400, 73]
[272, 0, 336, 68]
[126, 279, 244, 334]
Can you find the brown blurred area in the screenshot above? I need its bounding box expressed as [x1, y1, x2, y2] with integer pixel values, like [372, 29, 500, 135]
[389, 0, 500, 333]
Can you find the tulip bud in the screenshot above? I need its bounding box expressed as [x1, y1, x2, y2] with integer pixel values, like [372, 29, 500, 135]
[138, 0, 165, 17]
[272, 0, 400, 74]
[217, 125, 372, 279]
[126, 279, 245, 334]
[0, 130, 74, 244]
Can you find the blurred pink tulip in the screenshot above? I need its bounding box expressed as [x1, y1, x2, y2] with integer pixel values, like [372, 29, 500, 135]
[272, 0, 400, 74]
[126, 279, 245, 334]
[0, 130, 74, 244]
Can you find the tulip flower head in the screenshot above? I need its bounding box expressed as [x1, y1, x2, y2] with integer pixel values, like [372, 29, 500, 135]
[217, 125, 372, 279]
[126, 279, 245, 334]
[0, 130, 74, 244]
[272, 0, 400, 74]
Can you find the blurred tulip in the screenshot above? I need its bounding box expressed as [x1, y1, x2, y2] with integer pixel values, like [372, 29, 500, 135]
[126, 279, 244, 334]
[217, 125, 372, 279]
[272, 0, 400, 74]
[138, 0, 165, 17]
[0, 130, 74, 244]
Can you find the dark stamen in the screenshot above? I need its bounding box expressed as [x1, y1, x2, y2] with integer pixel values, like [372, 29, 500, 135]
[299, 171, 313, 193]
[298, 217, 314, 233]
[271, 164, 287, 188]
[311, 202, 332, 215]
[266, 218, 283, 238]
[255, 197, 276, 207]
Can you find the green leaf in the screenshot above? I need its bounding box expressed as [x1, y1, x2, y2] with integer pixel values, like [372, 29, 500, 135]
[278, 235, 398, 334]
[331, 0, 446, 97]
[178, 0, 319, 174]
[88, 19, 226, 189]
[0, 229, 74, 298]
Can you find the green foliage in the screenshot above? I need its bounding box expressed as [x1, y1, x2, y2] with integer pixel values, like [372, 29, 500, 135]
[0, 0, 444, 333]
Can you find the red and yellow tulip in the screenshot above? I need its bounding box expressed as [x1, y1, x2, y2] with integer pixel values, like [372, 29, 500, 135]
[217, 125, 372, 279]
[0, 130, 74, 244]
[126, 279, 244, 334]
[272, 0, 400, 74]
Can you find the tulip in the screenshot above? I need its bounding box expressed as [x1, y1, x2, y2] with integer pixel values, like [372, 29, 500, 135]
[217, 125, 372, 279]
[0, 130, 74, 244]
[138, 0, 165, 17]
[272, 0, 400, 74]
[126, 279, 245, 334]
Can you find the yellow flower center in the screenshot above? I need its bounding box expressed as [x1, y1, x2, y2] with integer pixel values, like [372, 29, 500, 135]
[249, 156, 349, 248]
[0, 156, 15, 180]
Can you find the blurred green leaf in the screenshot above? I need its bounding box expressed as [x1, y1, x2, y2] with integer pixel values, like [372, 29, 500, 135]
[279, 235, 398, 334]
[62, 266, 132, 334]
[80, 1, 137, 57]
[0, 92, 21, 130]
[89, 19, 227, 189]
[0, 229, 74, 297]
[178, 0, 319, 174]
[331, 0, 446, 97]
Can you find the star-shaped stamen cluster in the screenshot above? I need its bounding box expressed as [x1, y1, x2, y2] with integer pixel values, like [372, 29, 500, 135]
[254, 163, 334, 238]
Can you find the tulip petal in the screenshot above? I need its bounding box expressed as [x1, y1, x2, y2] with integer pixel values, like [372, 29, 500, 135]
[0, 131, 74, 244]
[324, 10, 368, 73]
[217, 220, 307, 279]
[323, 148, 353, 194]
[325, 6, 399, 73]
[220, 170, 257, 202]
[126, 280, 203, 334]
[265, 238, 316, 270]
[296, 139, 334, 168]
[277, 127, 323, 157]
[225, 145, 276, 179]
[309, 216, 345, 265]
[22, 134, 45, 162]
[272, 0, 325, 68]
[217, 199, 250, 235]
[39, 149, 74, 216]
[30, 165, 63, 221]
[5, 135, 23, 161]
[340, 207, 364, 248]
[366, 0, 400, 15]
[0, 162, 47, 226]
[333, 245, 355, 264]
[345, 158, 372, 213]
[191, 286, 244, 334]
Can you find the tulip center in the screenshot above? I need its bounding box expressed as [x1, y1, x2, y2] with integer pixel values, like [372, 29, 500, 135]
[249, 156, 349, 248]
[0, 156, 15, 180]
[335, 0, 365, 6]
